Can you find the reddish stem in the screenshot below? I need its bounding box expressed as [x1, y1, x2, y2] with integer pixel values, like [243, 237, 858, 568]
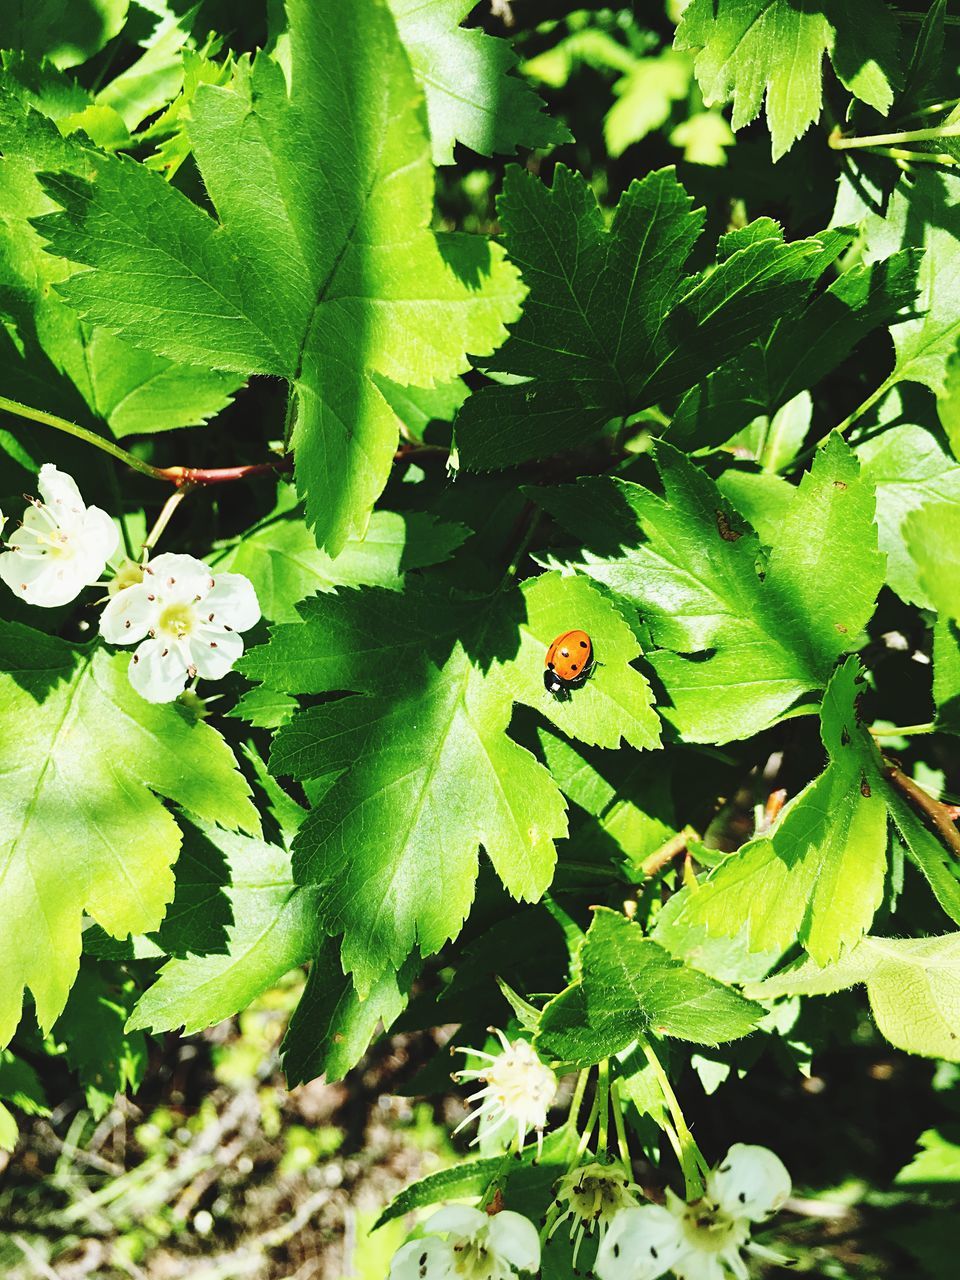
[154, 458, 293, 487]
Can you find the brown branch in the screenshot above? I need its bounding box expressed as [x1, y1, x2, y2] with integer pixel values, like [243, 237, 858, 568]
[883, 760, 960, 860]
[153, 458, 293, 487]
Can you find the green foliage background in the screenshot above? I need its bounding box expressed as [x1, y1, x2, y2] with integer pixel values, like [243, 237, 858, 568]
[2, 1, 960, 1275]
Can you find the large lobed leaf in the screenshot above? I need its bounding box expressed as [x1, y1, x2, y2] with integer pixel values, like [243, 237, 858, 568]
[0, 623, 258, 1047]
[456, 166, 827, 470]
[32, 0, 523, 553]
[0, 73, 243, 438]
[535, 434, 884, 743]
[536, 909, 761, 1066]
[240, 571, 660, 994]
[676, 0, 901, 160]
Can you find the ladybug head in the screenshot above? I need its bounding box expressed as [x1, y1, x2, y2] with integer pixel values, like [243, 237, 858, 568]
[543, 669, 565, 696]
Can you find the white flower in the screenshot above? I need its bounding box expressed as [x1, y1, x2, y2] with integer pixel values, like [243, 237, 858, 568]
[0, 464, 118, 607]
[99, 551, 260, 703]
[546, 1161, 642, 1271]
[454, 1029, 557, 1157]
[595, 1144, 792, 1280]
[389, 1205, 540, 1280]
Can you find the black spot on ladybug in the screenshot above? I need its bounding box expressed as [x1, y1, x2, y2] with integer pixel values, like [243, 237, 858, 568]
[570, 663, 578, 671]
[579, 639, 588, 648]
[547, 661, 555, 669]
[561, 648, 569, 657]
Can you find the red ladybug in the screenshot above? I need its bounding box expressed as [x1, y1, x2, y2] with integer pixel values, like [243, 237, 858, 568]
[544, 629, 594, 698]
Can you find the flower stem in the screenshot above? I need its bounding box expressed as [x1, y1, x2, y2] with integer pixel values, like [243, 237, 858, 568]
[0, 394, 168, 479]
[570, 1082, 601, 1169]
[609, 1077, 632, 1170]
[142, 483, 196, 556]
[567, 1068, 590, 1134]
[638, 1035, 705, 1199]
[0, 392, 292, 487]
[830, 120, 960, 149]
[597, 1059, 610, 1157]
[869, 722, 935, 738]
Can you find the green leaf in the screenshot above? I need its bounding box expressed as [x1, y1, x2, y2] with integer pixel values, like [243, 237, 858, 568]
[676, 0, 901, 160]
[504, 571, 660, 752]
[0, 623, 258, 1047]
[863, 173, 960, 400]
[243, 565, 663, 992]
[536, 909, 760, 1067]
[95, 1, 201, 133]
[0, 1050, 48, 1152]
[896, 1129, 960, 1185]
[669, 250, 920, 454]
[10, 0, 129, 70]
[677, 658, 960, 965]
[34, 0, 523, 553]
[905, 501, 960, 621]
[388, 0, 570, 165]
[149, 818, 233, 959]
[536, 727, 675, 871]
[375, 1127, 578, 1228]
[539, 435, 883, 744]
[274, 641, 568, 995]
[745, 934, 960, 1061]
[213, 507, 469, 623]
[934, 616, 960, 732]
[604, 50, 691, 158]
[456, 165, 824, 470]
[282, 944, 414, 1085]
[128, 827, 316, 1035]
[53, 960, 147, 1118]
[0, 76, 244, 438]
[715, 468, 798, 544]
[675, 660, 886, 964]
[858, 420, 960, 609]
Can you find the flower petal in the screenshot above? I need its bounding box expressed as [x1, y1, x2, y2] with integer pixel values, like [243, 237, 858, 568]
[708, 1144, 791, 1221]
[595, 1206, 684, 1280]
[189, 627, 244, 680]
[388, 1237, 456, 1280]
[204, 572, 261, 632]
[425, 1205, 488, 1239]
[79, 505, 120, 567]
[100, 584, 157, 645]
[673, 1253, 727, 1280]
[487, 1211, 541, 1273]
[37, 463, 84, 515]
[0, 548, 82, 606]
[128, 637, 190, 703]
[144, 552, 214, 601]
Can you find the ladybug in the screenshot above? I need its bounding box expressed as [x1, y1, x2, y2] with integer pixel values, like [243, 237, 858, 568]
[544, 629, 594, 699]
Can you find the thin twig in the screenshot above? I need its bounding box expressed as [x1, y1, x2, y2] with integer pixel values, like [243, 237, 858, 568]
[640, 827, 697, 878]
[884, 760, 960, 860]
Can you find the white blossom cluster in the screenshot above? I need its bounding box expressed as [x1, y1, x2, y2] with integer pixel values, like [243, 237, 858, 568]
[391, 1035, 793, 1280]
[0, 465, 260, 703]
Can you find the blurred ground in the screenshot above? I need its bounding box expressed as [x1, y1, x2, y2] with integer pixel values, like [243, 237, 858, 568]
[0, 979, 456, 1280]
[0, 976, 956, 1280]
